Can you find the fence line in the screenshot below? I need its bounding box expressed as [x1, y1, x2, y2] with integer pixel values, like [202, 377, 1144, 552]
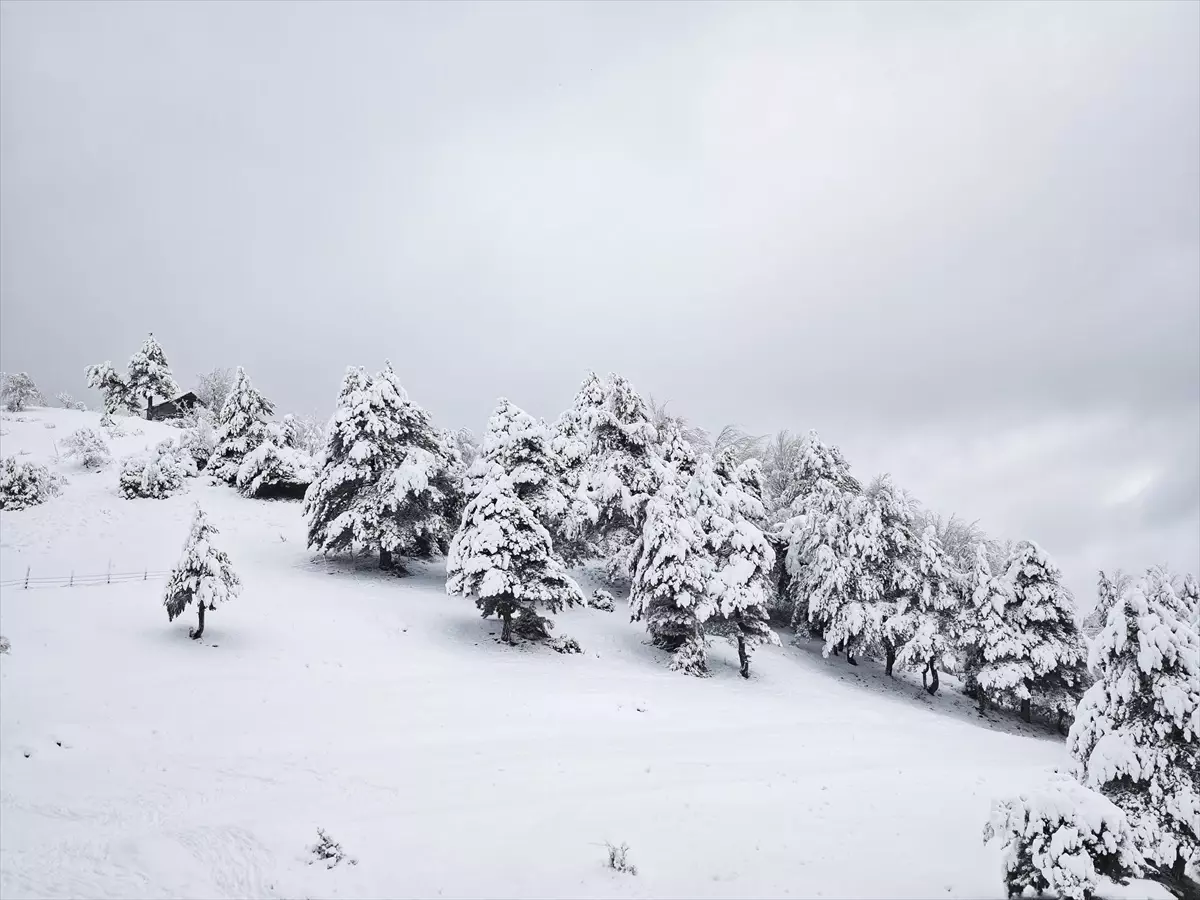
[0, 566, 172, 591]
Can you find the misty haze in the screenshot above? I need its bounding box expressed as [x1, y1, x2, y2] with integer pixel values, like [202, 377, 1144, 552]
[1, 2, 1197, 899]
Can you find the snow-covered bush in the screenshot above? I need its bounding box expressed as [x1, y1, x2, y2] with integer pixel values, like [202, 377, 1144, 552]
[0, 456, 63, 510]
[1068, 566, 1199, 881]
[589, 589, 616, 612]
[0, 635, 9, 654]
[60, 427, 112, 469]
[1, 372, 43, 412]
[604, 841, 637, 876]
[55, 391, 87, 411]
[164, 505, 240, 640]
[177, 417, 217, 471]
[236, 434, 315, 499]
[119, 441, 192, 499]
[309, 828, 356, 869]
[983, 781, 1142, 900]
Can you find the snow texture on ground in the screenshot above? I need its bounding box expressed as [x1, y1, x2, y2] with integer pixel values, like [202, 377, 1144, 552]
[0, 408, 1170, 899]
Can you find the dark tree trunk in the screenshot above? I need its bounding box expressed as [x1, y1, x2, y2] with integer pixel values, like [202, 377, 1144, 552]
[191, 603, 205, 640]
[831, 643, 840, 657]
[978, 689, 988, 714]
[884, 643, 896, 677]
[925, 659, 939, 695]
[1149, 856, 1200, 900]
[737, 635, 750, 679]
[1020, 697, 1031, 724]
[846, 647, 857, 666]
[500, 610, 513, 645]
[1056, 709, 1067, 735]
[379, 547, 394, 570]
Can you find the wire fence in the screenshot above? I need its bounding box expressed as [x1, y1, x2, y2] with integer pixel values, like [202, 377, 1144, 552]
[0, 566, 172, 591]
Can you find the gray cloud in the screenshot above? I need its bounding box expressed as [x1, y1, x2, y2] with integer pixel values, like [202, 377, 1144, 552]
[2, 0, 1197, 602]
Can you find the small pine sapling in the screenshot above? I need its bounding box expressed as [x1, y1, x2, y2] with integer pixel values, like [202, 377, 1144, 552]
[163, 506, 240, 640]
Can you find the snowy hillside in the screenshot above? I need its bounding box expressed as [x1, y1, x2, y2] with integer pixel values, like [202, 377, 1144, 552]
[0, 408, 1168, 899]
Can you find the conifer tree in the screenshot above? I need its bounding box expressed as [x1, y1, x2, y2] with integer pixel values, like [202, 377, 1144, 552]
[957, 541, 1008, 705]
[889, 523, 958, 693]
[85, 361, 132, 421]
[551, 371, 607, 495]
[700, 455, 778, 678]
[588, 373, 660, 580]
[631, 475, 714, 675]
[209, 367, 275, 484]
[305, 363, 459, 570]
[1068, 566, 1200, 885]
[446, 477, 584, 643]
[1004, 541, 1088, 724]
[780, 431, 862, 635]
[163, 506, 240, 640]
[126, 333, 180, 417]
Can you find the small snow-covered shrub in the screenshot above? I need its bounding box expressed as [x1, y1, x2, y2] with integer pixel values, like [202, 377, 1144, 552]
[60, 427, 112, 469]
[309, 828, 357, 869]
[589, 589, 616, 612]
[0, 635, 10, 654]
[1, 372, 43, 412]
[0, 457, 63, 510]
[178, 419, 216, 471]
[550, 635, 583, 654]
[119, 441, 192, 499]
[101, 416, 127, 438]
[983, 781, 1143, 900]
[604, 841, 637, 876]
[236, 437, 315, 499]
[43, 422, 56, 430]
[55, 391, 87, 411]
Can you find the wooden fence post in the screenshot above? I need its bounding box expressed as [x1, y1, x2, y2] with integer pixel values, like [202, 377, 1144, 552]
[24, 566, 30, 589]
[69, 571, 74, 588]
[107, 560, 112, 585]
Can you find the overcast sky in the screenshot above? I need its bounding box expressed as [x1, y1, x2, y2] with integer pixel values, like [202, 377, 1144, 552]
[2, 0, 1197, 605]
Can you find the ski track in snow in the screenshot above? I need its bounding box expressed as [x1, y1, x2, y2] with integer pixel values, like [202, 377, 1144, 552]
[0, 409, 1171, 899]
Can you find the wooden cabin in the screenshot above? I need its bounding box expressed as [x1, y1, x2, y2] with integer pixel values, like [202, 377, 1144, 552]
[147, 391, 204, 421]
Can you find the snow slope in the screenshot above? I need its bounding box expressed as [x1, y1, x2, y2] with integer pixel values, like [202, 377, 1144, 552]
[0, 409, 1167, 899]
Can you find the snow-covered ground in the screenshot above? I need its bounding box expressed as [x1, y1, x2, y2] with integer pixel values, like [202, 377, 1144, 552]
[0, 408, 1167, 899]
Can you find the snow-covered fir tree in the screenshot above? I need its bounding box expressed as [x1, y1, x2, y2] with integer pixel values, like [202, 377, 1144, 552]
[551, 371, 607, 495]
[779, 430, 863, 635]
[1083, 570, 1131, 639]
[888, 522, 959, 693]
[125, 333, 179, 417]
[957, 541, 1013, 706]
[588, 373, 660, 581]
[700, 454, 778, 678]
[1004, 541, 1089, 724]
[657, 419, 699, 477]
[208, 367, 275, 485]
[84, 360, 132, 421]
[445, 477, 584, 644]
[464, 398, 587, 563]
[630, 474, 715, 676]
[163, 505, 241, 640]
[1068, 566, 1200, 884]
[304, 363, 460, 570]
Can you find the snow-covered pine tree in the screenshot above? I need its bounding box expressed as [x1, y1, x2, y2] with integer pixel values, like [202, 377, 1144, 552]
[888, 522, 958, 693]
[126, 333, 179, 417]
[445, 477, 584, 643]
[1083, 570, 1131, 640]
[85, 361, 132, 422]
[630, 474, 715, 675]
[372, 362, 462, 566]
[208, 367, 275, 485]
[1068, 566, 1200, 886]
[551, 371, 607, 495]
[1004, 541, 1089, 725]
[658, 419, 699, 478]
[699, 454, 778, 678]
[779, 430, 862, 635]
[163, 505, 241, 640]
[304, 363, 460, 570]
[464, 398, 586, 562]
[588, 373, 660, 581]
[957, 541, 1009, 705]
